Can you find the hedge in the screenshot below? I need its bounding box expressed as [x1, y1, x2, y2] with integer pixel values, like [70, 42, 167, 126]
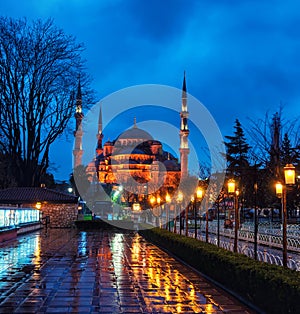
[139, 227, 300, 313]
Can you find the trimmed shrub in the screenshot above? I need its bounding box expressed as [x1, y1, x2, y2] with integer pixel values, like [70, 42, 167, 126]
[139, 227, 300, 313]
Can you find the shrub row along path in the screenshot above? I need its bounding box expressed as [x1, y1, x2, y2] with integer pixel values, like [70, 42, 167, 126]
[0, 228, 255, 313]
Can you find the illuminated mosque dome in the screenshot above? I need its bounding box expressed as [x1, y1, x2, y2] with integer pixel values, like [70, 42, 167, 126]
[117, 126, 153, 141]
[91, 118, 180, 186]
[74, 73, 190, 192]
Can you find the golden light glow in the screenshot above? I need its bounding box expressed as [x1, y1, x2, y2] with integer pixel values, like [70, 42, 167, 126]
[228, 179, 235, 193]
[196, 187, 203, 199]
[150, 196, 156, 205]
[157, 196, 161, 205]
[276, 182, 283, 197]
[164, 282, 171, 301]
[165, 193, 171, 203]
[204, 304, 214, 313]
[177, 191, 183, 203]
[132, 202, 141, 211]
[35, 202, 42, 210]
[284, 164, 296, 185]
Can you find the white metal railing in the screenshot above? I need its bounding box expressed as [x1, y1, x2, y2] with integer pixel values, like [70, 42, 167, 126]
[207, 223, 300, 252]
[169, 221, 300, 271]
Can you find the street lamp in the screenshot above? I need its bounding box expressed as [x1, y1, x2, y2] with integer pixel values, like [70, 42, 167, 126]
[276, 163, 296, 267]
[36, 202, 42, 210]
[284, 164, 296, 184]
[228, 179, 239, 253]
[228, 179, 235, 193]
[165, 193, 171, 231]
[254, 182, 258, 260]
[150, 195, 156, 207]
[150, 195, 159, 227]
[216, 193, 222, 247]
[177, 191, 183, 235]
[157, 196, 161, 206]
[193, 186, 203, 239]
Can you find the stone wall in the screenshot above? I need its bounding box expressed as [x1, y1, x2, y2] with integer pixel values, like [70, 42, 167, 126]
[40, 203, 78, 228]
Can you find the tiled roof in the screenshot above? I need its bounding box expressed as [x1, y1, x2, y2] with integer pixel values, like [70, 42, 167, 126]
[0, 187, 78, 204]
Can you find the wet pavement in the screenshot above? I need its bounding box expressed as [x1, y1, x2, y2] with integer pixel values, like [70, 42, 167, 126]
[0, 228, 256, 313]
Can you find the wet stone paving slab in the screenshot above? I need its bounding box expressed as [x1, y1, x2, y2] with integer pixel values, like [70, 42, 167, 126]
[0, 229, 255, 313]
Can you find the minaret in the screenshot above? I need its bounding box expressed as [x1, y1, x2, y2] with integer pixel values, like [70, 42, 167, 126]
[179, 71, 189, 179]
[73, 78, 84, 168]
[96, 104, 104, 155]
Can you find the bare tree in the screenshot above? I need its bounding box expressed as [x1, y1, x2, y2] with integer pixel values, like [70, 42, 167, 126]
[246, 108, 300, 208]
[0, 17, 94, 186]
[247, 108, 300, 168]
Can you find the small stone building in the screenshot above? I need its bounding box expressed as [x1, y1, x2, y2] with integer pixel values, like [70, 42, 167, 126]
[0, 187, 79, 228]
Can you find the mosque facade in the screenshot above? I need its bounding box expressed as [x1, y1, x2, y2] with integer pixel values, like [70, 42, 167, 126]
[73, 74, 190, 193]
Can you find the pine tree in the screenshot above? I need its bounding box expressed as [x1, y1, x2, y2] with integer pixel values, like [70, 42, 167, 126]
[224, 119, 254, 207]
[281, 133, 293, 166]
[224, 119, 251, 177]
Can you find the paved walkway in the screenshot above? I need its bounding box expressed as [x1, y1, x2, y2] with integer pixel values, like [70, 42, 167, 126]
[0, 229, 256, 313]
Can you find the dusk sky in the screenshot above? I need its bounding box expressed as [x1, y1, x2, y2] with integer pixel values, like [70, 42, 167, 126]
[1, 0, 300, 181]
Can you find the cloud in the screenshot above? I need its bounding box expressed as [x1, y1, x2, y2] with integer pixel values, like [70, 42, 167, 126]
[1, 0, 300, 180]
[124, 0, 197, 42]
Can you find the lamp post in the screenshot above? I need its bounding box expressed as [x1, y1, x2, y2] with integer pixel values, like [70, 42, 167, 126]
[216, 196, 220, 247]
[150, 195, 155, 225]
[193, 187, 203, 239]
[177, 191, 183, 235]
[185, 202, 189, 237]
[165, 193, 171, 231]
[150, 195, 161, 227]
[254, 182, 258, 260]
[205, 196, 209, 243]
[276, 163, 296, 267]
[157, 196, 161, 228]
[173, 202, 177, 233]
[228, 179, 239, 253]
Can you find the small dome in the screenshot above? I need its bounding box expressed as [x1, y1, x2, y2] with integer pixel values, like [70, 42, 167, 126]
[151, 140, 162, 145]
[104, 140, 113, 146]
[163, 159, 180, 171]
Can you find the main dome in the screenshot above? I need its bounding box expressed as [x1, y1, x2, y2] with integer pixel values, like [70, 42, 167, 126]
[117, 126, 153, 140]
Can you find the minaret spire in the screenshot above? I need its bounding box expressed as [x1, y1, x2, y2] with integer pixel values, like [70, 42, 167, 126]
[75, 77, 82, 114]
[179, 71, 190, 179]
[182, 70, 187, 93]
[73, 77, 84, 168]
[98, 103, 103, 134]
[96, 103, 104, 155]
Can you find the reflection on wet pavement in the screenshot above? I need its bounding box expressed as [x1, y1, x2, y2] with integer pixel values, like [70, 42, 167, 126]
[0, 229, 255, 313]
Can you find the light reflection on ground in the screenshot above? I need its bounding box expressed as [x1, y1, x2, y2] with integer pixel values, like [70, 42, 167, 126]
[0, 229, 255, 313]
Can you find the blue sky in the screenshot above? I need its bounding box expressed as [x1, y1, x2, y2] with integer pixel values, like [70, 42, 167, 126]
[1, 0, 300, 181]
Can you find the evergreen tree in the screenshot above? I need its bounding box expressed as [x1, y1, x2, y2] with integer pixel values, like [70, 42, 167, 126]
[281, 132, 299, 166]
[224, 119, 254, 207]
[281, 133, 292, 165]
[224, 119, 251, 177]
